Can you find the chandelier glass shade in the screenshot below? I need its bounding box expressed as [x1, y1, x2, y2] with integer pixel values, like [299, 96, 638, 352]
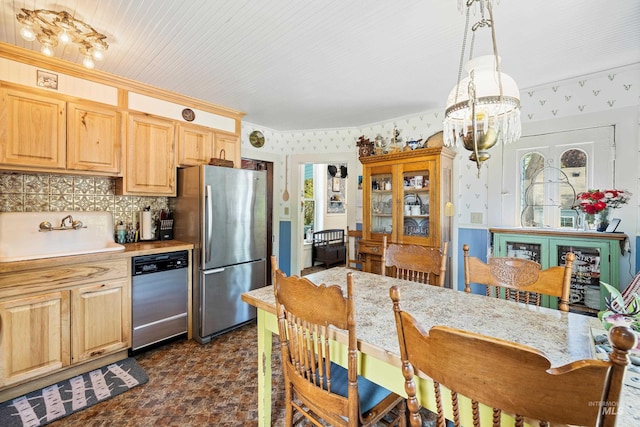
[443, 0, 521, 172]
[16, 9, 109, 69]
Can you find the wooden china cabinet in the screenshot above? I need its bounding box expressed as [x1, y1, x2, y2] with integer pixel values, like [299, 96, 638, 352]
[360, 147, 455, 283]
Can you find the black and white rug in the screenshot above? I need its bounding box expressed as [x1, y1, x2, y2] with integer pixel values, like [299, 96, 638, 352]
[0, 357, 148, 427]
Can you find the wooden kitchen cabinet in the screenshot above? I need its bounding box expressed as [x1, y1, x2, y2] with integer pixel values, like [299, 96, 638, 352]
[117, 113, 176, 195]
[0, 87, 66, 169]
[0, 258, 130, 396]
[214, 131, 240, 167]
[0, 291, 70, 387]
[177, 123, 215, 166]
[72, 279, 130, 363]
[67, 101, 121, 174]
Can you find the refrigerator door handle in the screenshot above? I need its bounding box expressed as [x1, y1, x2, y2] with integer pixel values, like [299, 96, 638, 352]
[203, 268, 224, 275]
[205, 184, 213, 264]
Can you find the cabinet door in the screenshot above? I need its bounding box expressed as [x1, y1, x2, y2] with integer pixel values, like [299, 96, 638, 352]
[399, 160, 436, 246]
[363, 164, 394, 241]
[120, 114, 176, 195]
[214, 132, 240, 167]
[177, 123, 214, 166]
[493, 235, 552, 306]
[493, 235, 547, 265]
[0, 88, 66, 169]
[550, 239, 612, 314]
[67, 102, 121, 174]
[71, 279, 130, 363]
[0, 291, 70, 387]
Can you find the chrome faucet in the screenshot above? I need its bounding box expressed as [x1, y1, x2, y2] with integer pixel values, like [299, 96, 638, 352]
[60, 214, 73, 228]
[38, 215, 85, 232]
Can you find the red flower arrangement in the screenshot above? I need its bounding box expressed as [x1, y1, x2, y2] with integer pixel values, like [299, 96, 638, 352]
[576, 189, 631, 214]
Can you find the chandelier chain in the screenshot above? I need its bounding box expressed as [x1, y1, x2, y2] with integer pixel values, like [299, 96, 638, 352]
[486, 1, 505, 102]
[454, 6, 473, 106]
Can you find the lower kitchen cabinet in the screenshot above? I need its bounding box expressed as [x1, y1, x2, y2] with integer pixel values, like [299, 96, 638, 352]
[71, 279, 130, 363]
[0, 291, 70, 387]
[491, 228, 627, 314]
[0, 259, 130, 391]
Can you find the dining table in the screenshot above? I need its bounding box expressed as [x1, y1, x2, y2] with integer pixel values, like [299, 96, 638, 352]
[241, 267, 639, 427]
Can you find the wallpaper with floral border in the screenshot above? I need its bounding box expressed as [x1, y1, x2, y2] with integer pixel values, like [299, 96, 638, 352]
[242, 65, 639, 226]
[1, 66, 636, 230]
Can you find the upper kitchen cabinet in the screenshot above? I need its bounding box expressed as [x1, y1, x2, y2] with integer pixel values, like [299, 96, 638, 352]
[177, 123, 214, 167]
[214, 131, 240, 168]
[177, 125, 241, 168]
[117, 113, 176, 196]
[361, 148, 455, 248]
[0, 86, 122, 175]
[0, 87, 66, 170]
[67, 102, 121, 174]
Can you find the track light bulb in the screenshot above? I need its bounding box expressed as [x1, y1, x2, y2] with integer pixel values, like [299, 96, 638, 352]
[19, 25, 36, 41]
[91, 49, 104, 61]
[82, 55, 95, 69]
[59, 30, 71, 44]
[41, 44, 54, 56]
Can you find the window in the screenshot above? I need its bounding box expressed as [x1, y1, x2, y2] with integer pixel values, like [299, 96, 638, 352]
[302, 164, 314, 242]
[502, 126, 614, 228]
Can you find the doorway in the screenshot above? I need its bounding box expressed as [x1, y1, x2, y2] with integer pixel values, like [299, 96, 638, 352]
[299, 162, 348, 270]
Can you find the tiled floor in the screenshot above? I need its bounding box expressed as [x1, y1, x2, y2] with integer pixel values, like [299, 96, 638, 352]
[45, 319, 418, 427]
[49, 322, 287, 427]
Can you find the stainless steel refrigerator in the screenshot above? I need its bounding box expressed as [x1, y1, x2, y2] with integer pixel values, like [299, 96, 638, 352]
[174, 165, 267, 344]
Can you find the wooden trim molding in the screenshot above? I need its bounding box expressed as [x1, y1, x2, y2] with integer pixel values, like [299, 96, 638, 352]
[0, 42, 245, 127]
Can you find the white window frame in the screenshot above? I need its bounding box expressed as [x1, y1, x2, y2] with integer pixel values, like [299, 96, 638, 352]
[502, 126, 615, 228]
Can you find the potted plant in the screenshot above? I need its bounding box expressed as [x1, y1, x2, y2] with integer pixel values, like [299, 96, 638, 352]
[599, 283, 640, 342]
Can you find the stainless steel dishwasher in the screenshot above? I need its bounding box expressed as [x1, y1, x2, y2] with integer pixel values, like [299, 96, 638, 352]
[131, 250, 188, 351]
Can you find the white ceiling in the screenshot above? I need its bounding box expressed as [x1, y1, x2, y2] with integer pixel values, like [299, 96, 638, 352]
[0, 1, 638, 131]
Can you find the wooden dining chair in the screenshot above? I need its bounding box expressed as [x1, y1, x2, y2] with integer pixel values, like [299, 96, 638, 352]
[271, 255, 405, 427]
[346, 226, 363, 270]
[389, 286, 636, 427]
[384, 241, 448, 287]
[462, 244, 575, 311]
[358, 236, 387, 275]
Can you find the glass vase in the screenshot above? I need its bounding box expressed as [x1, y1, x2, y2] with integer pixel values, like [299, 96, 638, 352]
[595, 208, 610, 232]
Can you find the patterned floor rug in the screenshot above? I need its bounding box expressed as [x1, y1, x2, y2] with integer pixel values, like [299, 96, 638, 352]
[0, 358, 148, 427]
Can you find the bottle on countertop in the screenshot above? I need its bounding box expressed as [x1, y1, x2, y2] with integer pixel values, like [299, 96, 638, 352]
[116, 221, 126, 244]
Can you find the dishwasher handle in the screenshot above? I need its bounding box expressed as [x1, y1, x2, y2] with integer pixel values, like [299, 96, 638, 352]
[202, 268, 224, 275]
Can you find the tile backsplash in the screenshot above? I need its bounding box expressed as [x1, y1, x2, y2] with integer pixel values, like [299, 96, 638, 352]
[0, 172, 169, 229]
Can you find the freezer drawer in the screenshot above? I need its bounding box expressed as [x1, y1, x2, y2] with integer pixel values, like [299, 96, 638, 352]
[200, 259, 266, 338]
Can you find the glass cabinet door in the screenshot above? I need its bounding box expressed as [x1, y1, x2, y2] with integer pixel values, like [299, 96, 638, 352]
[401, 169, 430, 240]
[551, 241, 611, 313]
[369, 172, 393, 237]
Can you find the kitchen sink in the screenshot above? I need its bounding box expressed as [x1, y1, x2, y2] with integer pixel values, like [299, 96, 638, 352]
[0, 211, 125, 262]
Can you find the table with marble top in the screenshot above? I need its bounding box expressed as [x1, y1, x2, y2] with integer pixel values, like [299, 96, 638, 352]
[242, 267, 638, 427]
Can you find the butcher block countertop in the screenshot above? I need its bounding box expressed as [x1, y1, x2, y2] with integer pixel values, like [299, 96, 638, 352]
[0, 240, 193, 275]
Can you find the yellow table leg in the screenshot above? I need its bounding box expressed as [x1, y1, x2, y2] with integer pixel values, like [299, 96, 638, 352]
[257, 309, 273, 427]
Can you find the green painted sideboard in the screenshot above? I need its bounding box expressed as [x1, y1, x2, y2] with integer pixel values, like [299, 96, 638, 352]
[490, 227, 628, 315]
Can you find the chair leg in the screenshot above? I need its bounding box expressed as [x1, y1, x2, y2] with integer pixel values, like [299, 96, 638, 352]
[285, 384, 293, 426]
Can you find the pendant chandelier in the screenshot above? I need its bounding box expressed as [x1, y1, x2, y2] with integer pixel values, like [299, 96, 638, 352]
[443, 0, 521, 173]
[16, 9, 109, 69]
